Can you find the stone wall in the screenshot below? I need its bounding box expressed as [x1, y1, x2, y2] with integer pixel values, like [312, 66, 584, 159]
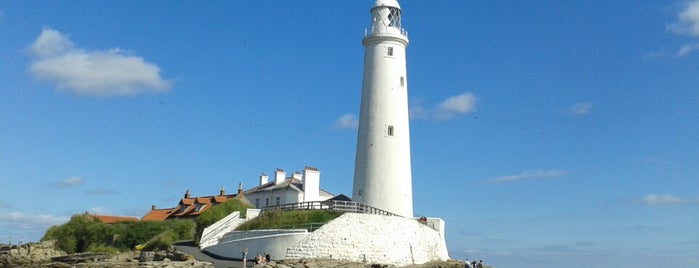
[285, 213, 449, 266]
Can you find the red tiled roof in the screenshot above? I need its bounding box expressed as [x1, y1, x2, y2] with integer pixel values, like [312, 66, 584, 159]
[141, 208, 174, 221]
[143, 191, 248, 220]
[92, 214, 138, 224]
[174, 204, 195, 217]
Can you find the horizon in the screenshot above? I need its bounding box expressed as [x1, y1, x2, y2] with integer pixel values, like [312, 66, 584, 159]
[1, 1, 698, 268]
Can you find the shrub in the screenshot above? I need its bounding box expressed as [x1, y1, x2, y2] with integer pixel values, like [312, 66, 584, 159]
[41, 214, 195, 253]
[235, 210, 343, 231]
[42, 214, 113, 254]
[142, 229, 177, 251]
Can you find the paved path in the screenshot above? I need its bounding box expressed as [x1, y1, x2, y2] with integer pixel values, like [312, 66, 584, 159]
[173, 240, 245, 268]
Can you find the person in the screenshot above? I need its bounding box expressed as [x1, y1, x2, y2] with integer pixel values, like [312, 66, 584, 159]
[477, 260, 483, 268]
[464, 259, 472, 268]
[418, 216, 427, 225]
[242, 248, 248, 267]
[265, 251, 270, 263]
[254, 253, 264, 265]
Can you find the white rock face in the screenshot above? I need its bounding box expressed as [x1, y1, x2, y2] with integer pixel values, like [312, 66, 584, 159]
[285, 213, 449, 266]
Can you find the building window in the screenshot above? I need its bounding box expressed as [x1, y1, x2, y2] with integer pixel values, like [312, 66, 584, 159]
[266, 198, 269, 206]
[400, 76, 404, 87]
[255, 198, 259, 208]
[387, 125, 394, 136]
[276, 197, 280, 205]
[387, 47, 393, 56]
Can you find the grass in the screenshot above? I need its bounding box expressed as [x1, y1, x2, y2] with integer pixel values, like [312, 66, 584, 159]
[235, 210, 344, 231]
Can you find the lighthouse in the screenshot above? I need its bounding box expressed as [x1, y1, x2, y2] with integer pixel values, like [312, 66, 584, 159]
[353, 0, 413, 218]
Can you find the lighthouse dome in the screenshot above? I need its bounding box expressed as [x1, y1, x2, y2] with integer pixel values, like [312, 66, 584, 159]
[373, 0, 401, 9]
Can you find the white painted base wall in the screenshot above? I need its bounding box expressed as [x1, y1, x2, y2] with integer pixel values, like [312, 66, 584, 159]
[203, 229, 309, 261]
[285, 213, 449, 266]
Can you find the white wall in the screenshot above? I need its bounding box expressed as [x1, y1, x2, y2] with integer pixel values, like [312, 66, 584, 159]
[353, 4, 414, 218]
[203, 229, 309, 261]
[285, 213, 449, 266]
[302, 168, 320, 202]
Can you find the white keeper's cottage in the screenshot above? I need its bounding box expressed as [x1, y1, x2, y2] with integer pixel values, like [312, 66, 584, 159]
[244, 166, 334, 209]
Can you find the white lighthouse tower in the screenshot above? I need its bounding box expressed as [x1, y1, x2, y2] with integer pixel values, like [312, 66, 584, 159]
[353, 0, 413, 218]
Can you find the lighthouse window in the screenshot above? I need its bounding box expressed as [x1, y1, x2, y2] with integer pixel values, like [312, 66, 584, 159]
[400, 76, 405, 87]
[387, 125, 394, 136]
[387, 47, 394, 56]
[388, 8, 401, 28]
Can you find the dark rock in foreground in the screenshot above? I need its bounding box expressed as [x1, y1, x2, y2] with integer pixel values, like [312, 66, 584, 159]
[2, 241, 490, 268]
[0, 240, 213, 267]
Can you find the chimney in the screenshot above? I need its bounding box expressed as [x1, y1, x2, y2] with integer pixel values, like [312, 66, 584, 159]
[220, 186, 225, 196]
[184, 189, 191, 199]
[274, 168, 286, 185]
[151, 205, 156, 211]
[238, 182, 244, 196]
[303, 166, 320, 202]
[293, 171, 303, 181]
[259, 172, 269, 185]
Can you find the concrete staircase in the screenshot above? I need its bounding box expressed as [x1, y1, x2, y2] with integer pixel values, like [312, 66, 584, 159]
[199, 209, 260, 249]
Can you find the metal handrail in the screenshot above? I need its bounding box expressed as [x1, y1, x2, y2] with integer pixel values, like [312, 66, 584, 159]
[261, 200, 400, 217]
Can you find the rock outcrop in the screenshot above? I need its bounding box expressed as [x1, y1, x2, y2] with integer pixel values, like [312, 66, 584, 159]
[1, 240, 67, 266]
[0, 240, 213, 268]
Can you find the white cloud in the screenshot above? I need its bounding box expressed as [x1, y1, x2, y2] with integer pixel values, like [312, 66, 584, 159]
[51, 176, 85, 189]
[487, 170, 567, 183]
[28, 27, 172, 97]
[677, 42, 699, 57]
[333, 114, 359, 129]
[411, 92, 478, 121]
[0, 212, 69, 228]
[668, 1, 699, 56]
[639, 194, 687, 205]
[439, 93, 478, 114]
[409, 105, 428, 120]
[669, 0, 699, 37]
[569, 102, 593, 115]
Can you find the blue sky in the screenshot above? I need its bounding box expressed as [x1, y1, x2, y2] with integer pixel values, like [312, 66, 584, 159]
[1, 1, 698, 267]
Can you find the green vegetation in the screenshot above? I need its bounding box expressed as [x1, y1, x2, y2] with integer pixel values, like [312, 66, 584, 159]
[236, 210, 344, 231]
[42, 214, 195, 253]
[194, 198, 254, 244]
[41, 200, 341, 254]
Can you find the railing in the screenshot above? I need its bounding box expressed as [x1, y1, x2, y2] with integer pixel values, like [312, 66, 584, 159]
[260, 222, 325, 232]
[218, 228, 308, 244]
[365, 26, 408, 38]
[261, 200, 401, 217]
[200, 212, 245, 248]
